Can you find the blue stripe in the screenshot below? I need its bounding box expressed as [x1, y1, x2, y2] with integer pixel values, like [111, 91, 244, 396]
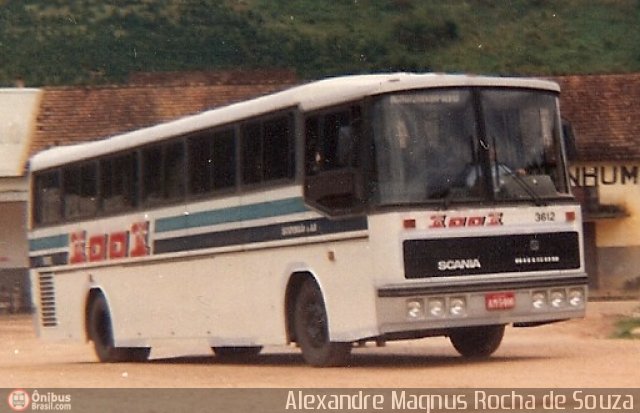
[154, 216, 369, 254]
[29, 234, 69, 252]
[155, 197, 309, 233]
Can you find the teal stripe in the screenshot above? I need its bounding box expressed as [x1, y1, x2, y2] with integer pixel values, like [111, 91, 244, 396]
[155, 197, 309, 233]
[29, 234, 69, 252]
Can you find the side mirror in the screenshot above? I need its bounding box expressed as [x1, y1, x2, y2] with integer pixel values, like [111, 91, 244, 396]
[304, 168, 365, 216]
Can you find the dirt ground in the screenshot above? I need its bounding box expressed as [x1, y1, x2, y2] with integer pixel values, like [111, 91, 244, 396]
[1, 300, 639, 389]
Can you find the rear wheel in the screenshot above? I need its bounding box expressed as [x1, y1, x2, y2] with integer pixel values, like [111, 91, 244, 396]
[449, 324, 505, 358]
[293, 279, 351, 367]
[87, 294, 150, 362]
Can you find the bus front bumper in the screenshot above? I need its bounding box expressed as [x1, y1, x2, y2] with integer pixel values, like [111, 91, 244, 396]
[375, 274, 587, 335]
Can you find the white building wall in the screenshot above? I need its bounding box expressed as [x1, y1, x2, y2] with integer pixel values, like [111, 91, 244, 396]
[0, 88, 42, 176]
[0, 88, 41, 312]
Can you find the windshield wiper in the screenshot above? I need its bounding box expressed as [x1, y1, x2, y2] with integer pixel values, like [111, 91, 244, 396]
[486, 135, 546, 206]
[497, 164, 547, 206]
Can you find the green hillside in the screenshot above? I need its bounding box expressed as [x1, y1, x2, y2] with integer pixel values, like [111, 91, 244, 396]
[1, 0, 639, 86]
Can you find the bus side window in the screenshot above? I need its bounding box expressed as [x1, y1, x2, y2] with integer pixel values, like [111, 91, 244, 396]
[141, 141, 186, 206]
[323, 111, 351, 169]
[188, 132, 215, 195]
[165, 141, 185, 200]
[142, 146, 164, 206]
[101, 153, 138, 214]
[188, 129, 237, 196]
[304, 106, 365, 215]
[305, 117, 321, 175]
[34, 171, 62, 225]
[242, 114, 294, 186]
[263, 115, 294, 181]
[63, 163, 98, 220]
[305, 108, 358, 175]
[212, 129, 237, 190]
[242, 122, 263, 185]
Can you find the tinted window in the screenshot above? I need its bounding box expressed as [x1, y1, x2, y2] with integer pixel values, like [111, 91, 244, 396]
[34, 171, 62, 225]
[242, 114, 294, 185]
[323, 111, 351, 169]
[212, 130, 236, 190]
[189, 133, 214, 195]
[165, 141, 185, 200]
[142, 141, 186, 206]
[305, 117, 321, 175]
[264, 116, 293, 181]
[242, 122, 263, 185]
[305, 108, 357, 176]
[142, 146, 163, 205]
[101, 153, 138, 214]
[188, 129, 236, 195]
[63, 163, 98, 219]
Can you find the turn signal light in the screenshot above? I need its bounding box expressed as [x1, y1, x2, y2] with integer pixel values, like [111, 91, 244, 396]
[403, 219, 416, 229]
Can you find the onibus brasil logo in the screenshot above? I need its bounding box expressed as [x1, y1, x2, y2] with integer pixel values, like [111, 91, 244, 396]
[7, 389, 72, 411]
[7, 389, 30, 412]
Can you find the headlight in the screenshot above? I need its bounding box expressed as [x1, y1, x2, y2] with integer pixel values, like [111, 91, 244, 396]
[550, 290, 566, 308]
[568, 288, 585, 307]
[532, 291, 547, 309]
[428, 298, 445, 317]
[449, 297, 467, 317]
[406, 299, 424, 319]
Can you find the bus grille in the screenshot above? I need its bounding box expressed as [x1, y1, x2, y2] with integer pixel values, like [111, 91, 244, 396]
[38, 273, 58, 327]
[404, 232, 581, 279]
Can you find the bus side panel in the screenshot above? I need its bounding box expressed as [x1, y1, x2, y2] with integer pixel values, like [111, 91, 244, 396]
[31, 269, 89, 342]
[93, 256, 282, 347]
[303, 239, 380, 342]
[89, 238, 379, 348]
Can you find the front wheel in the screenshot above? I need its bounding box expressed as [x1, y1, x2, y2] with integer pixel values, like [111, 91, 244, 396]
[87, 294, 150, 363]
[293, 279, 351, 367]
[449, 324, 505, 358]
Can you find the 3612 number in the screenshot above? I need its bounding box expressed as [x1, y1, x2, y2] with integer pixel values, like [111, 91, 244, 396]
[534, 211, 556, 222]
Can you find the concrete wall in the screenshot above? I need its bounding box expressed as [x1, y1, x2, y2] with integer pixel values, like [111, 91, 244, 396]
[0, 201, 28, 269]
[0, 88, 41, 176]
[0, 88, 41, 313]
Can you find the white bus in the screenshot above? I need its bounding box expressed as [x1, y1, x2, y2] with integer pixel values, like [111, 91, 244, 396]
[28, 73, 587, 367]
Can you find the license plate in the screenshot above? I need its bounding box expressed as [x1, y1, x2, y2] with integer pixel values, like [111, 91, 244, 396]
[485, 292, 516, 311]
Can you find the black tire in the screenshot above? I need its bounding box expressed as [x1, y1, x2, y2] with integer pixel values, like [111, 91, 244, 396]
[293, 279, 351, 367]
[449, 324, 505, 358]
[212, 346, 263, 359]
[87, 294, 150, 363]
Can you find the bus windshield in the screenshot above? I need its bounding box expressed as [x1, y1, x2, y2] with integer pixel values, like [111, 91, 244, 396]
[372, 88, 568, 206]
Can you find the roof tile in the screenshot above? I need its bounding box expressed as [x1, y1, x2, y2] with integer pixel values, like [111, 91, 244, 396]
[31, 71, 640, 162]
[30, 70, 297, 157]
[549, 73, 640, 161]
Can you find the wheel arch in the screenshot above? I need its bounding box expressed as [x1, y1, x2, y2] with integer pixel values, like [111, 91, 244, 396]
[84, 287, 106, 342]
[284, 270, 319, 344]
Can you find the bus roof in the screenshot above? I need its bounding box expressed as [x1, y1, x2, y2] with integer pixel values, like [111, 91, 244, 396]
[30, 73, 560, 171]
